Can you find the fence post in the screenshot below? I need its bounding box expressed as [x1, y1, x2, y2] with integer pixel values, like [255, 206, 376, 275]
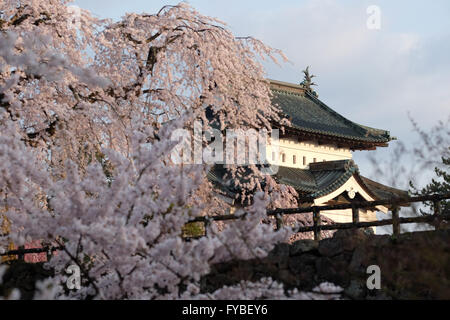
[433, 200, 441, 230]
[204, 219, 210, 237]
[352, 205, 359, 224]
[275, 214, 283, 231]
[18, 246, 24, 261]
[46, 247, 52, 262]
[392, 206, 400, 236]
[313, 207, 321, 241]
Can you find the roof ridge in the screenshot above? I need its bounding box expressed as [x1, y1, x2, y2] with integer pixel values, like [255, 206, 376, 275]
[309, 159, 358, 172]
[310, 167, 357, 198]
[271, 88, 304, 97]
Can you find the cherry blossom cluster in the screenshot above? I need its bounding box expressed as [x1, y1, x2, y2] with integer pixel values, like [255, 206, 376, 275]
[0, 0, 337, 300]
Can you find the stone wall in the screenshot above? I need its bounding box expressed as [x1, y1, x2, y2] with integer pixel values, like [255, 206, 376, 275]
[0, 261, 54, 300]
[2, 229, 449, 299]
[202, 229, 450, 299]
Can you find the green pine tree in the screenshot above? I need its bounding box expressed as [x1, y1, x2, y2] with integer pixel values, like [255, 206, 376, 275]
[410, 154, 450, 214]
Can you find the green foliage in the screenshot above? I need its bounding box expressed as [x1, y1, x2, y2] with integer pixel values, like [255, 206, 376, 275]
[410, 154, 450, 214]
[182, 222, 205, 238]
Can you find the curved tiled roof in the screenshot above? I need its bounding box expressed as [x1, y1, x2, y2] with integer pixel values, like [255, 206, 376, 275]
[360, 176, 409, 200]
[275, 160, 359, 199]
[208, 160, 407, 203]
[271, 89, 392, 144]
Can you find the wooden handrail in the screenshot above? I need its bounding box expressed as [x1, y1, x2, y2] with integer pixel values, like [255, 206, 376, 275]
[267, 192, 450, 216]
[0, 245, 63, 257]
[294, 213, 449, 233]
[190, 193, 450, 223]
[190, 193, 450, 241]
[2, 194, 449, 260]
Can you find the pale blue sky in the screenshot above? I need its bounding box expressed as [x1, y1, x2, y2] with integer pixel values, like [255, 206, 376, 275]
[73, 0, 450, 185]
[73, 0, 450, 36]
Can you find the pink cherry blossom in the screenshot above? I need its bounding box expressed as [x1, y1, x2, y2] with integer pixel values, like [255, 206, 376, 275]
[0, 0, 338, 300]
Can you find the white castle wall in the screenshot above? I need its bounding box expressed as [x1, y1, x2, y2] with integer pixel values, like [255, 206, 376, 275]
[266, 137, 352, 168]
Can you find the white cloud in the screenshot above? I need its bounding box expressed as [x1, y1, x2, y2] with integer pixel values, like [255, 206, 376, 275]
[241, 1, 450, 138]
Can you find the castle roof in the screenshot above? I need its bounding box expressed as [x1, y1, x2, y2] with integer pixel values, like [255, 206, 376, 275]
[274, 160, 407, 202]
[208, 160, 408, 207]
[269, 79, 393, 150]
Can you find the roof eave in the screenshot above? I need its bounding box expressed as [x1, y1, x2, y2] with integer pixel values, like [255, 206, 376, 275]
[278, 124, 392, 151]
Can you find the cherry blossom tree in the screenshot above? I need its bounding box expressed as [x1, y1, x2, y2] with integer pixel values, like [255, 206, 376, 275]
[0, 0, 338, 299]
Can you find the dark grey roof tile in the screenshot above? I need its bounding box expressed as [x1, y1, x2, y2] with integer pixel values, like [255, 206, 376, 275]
[271, 90, 391, 143]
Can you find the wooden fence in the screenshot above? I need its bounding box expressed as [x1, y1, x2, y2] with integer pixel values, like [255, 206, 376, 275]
[0, 245, 63, 263]
[189, 192, 450, 241]
[1, 193, 449, 261]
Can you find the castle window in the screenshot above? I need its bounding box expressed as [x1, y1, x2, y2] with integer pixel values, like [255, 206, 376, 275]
[282, 153, 286, 163]
[293, 155, 297, 164]
[313, 158, 317, 163]
[303, 156, 306, 165]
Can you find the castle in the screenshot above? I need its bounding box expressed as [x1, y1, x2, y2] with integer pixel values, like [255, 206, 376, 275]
[208, 77, 407, 232]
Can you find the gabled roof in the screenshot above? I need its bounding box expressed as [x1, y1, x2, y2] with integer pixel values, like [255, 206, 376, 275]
[275, 160, 408, 202]
[208, 160, 408, 205]
[360, 176, 410, 201]
[275, 161, 359, 199]
[269, 79, 393, 150]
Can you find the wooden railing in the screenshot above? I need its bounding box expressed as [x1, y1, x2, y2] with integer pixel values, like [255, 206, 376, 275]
[189, 192, 450, 240]
[2, 193, 449, 261]
[0, 245, 63, 263]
